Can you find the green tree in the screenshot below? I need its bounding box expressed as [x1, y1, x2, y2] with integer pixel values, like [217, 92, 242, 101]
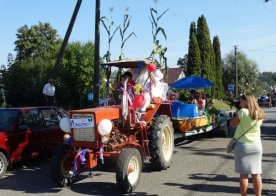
[258, 72, 276, 94]
[259, 72, 276, 87]
[14, 22, 61, 61]
[213, 36, 223, 98]
[5, 57, 53, 106]
[177, 54, 188, 69]
[6, 22, 103, 109]
[223, 50, 260, 96]
[56, 41, 104, 109]
[5, 22, 61, 106]
[196, 15, 215, 83]
[189, 21, 197, 39]
[7, 53, 15, 67]
[187, 22, 201, 76]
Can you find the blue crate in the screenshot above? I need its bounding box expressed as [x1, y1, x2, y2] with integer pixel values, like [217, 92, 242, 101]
[171, 101, 199, 118]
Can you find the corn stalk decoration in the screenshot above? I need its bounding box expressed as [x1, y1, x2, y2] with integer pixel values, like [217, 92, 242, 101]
[149, 3, 169, 73]
[119, 7, 137, 60]
[101, 7, 119, 62]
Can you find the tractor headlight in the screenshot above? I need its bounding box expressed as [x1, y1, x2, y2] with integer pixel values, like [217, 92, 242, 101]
[101, 135, 110, 144]
[98, 119, 112, 136]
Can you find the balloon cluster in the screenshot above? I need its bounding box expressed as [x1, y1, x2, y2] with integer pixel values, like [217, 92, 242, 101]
[132, 63, 166, 109]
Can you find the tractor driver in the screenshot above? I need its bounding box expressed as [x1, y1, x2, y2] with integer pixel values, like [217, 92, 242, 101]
[115, 71, 135, 99]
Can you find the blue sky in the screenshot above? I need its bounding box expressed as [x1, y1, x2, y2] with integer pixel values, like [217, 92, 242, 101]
[1, 0, 276, 72]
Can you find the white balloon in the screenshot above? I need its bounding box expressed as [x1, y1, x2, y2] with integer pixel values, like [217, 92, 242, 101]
[59, 117, 71, 133]
[98, 119, 112, 136]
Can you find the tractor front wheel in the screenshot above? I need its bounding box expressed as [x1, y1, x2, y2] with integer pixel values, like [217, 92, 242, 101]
[50, 144, 75, 187]
[116, 148, 142, 193]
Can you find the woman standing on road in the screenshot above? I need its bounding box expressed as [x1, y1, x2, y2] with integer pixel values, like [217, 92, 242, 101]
[230, 93, 265, 196]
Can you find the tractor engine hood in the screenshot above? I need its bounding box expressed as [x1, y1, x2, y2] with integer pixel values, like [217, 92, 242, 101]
[70, 106, 120, 124]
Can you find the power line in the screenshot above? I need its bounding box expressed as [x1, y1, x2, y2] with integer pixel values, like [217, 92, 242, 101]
[244, 49, 276, 53]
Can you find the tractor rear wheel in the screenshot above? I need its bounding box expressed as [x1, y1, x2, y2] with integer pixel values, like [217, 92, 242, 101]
[149, 115, 174, 170]
[116, 148, 142, 193]
[50, 144, 75, 187]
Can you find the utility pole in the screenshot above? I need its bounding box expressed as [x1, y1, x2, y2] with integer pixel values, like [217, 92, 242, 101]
[93, 0, 100, 107]
[234, 45, 238, 97]
[53, 0, 82, 78]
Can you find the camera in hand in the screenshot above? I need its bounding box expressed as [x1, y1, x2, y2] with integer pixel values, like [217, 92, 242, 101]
[232, 100, 241, 110]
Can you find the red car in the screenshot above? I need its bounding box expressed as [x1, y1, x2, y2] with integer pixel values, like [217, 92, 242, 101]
[0, 106, 69, 178]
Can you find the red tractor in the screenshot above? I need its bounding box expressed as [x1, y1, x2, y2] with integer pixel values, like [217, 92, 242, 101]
[50, 58, 174, 193]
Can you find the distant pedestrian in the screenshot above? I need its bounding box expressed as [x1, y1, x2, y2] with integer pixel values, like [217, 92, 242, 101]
[42, 78, 55, 106]
[267, 93, 272, 108]
[230, 93, 265, 196]
[273, 86, 276, 94]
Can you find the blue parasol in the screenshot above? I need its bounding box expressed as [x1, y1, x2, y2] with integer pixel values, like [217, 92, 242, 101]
[170, 76, 214, 89]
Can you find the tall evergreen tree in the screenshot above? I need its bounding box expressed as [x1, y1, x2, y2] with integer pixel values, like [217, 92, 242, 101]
[213, 36, 223, 98]
[196, 15, 215, 82]
[189, 21, 196, 39]
[187, 28, 201, 76]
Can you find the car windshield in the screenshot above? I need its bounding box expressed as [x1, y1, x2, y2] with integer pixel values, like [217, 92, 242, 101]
[0, 109, 20, 130]
[57, 108, 68, 118]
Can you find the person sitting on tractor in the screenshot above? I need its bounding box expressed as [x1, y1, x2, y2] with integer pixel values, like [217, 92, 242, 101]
[115, 71, 135, 99]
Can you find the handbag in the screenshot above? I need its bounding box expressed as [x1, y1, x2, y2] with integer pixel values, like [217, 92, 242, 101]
[226, 121, 257, 153]
[226, 138, 237, 153]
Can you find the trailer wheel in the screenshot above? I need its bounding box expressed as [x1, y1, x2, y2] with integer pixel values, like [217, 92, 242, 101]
[0, 152, 8, 178]
[149, 115, 174, 170]
[116, 148, 142, 193]
[50, 144, 75, 187]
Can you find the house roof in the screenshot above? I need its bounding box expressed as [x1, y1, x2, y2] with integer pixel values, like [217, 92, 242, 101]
[164, 67, 184, 84]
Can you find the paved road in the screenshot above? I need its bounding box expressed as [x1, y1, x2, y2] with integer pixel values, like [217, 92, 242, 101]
[0, 107, 275, 196]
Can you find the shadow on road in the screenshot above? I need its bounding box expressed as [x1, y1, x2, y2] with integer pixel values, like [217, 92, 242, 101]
[70, 182, 157, 196]
[0, 157, 155, 196]
[0, 158, 61, 194]
[262, 125, 276, 141]
[164, 173, 276, 195]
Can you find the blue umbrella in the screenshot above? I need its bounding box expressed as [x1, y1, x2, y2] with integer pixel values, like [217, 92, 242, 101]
[170, 76, 214, 89]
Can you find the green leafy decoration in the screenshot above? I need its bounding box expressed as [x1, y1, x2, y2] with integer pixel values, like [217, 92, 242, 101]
[119, 7, 137, 60]
[149, 3, 168, 74]
[100, 8, 119, 62]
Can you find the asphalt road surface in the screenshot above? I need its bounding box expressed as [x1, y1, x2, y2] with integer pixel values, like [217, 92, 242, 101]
[0, 107, 276, 196]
